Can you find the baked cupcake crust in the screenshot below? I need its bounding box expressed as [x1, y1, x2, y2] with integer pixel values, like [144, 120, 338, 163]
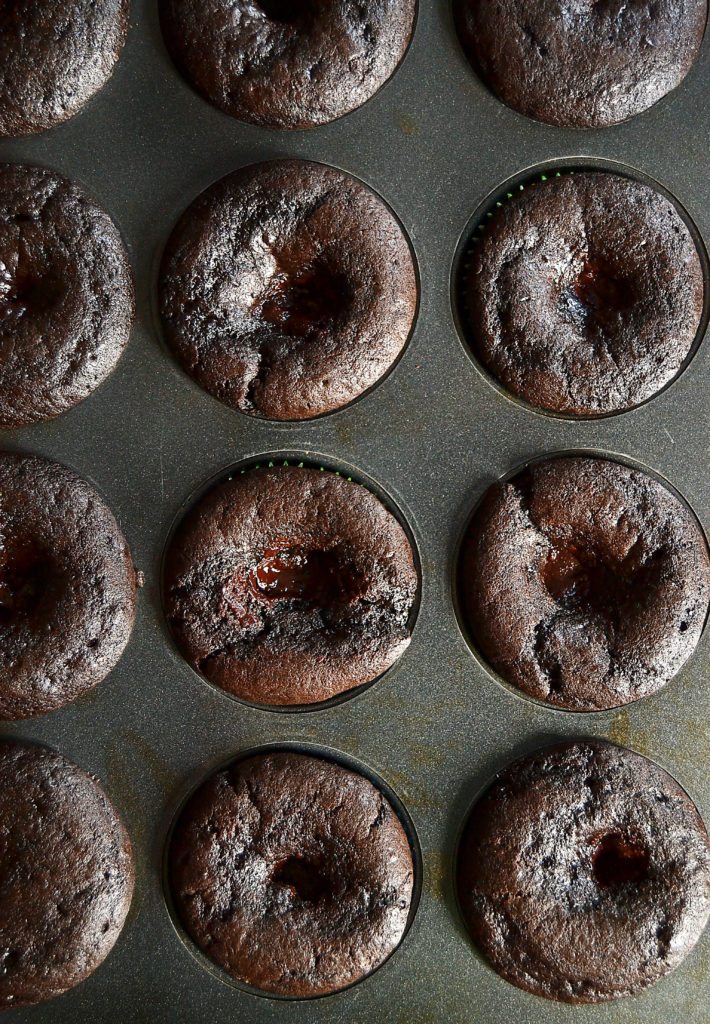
[459, 456, 710, 711]
[461, 172, 704, 416]
[0, 451, 137, 719]
[0, 163, 135, 428]
[455, 0, 708, 128]
[159, 160, 417, 421]
[163, 465, 418, 706]
[0, 740, 134, 1010]
[0, 1, 130, 138]
[159, 0, 416, 129]
[457, 740, 710, 1002]
[169, 750, 414, 997]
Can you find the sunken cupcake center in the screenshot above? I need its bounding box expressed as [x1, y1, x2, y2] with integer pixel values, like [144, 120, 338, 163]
[542, 544, 619, 611]
[249, 545, 362, 606]
[259, 261, 352, 338]
[540, 542, 655, 619]
[563, 256, 634, 329]
[0, 539, 51, 622]
[272, 856, 330, 902]
[0, 259, 64, 319]
[592, 832, 650, 888]
[255, 0, 312, 23]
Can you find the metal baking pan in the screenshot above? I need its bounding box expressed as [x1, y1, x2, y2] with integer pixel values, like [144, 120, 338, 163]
[1, 1, 708, 1021]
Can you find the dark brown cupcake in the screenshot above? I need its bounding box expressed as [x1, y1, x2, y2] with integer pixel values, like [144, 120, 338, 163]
[0, 163, 135, 428]
[0, 740, 134, 1010]
[0, 451, 138, 720]
[0, 1, 130, 138]
[458, 456, 710, 711]
[461, 172, 704, 417]
[169, 750, 414, 997]
[159, 0, 416, 129]
[159, 159, 417, 421]
[457, 740, 710, 1002]
[163, 464, 418, 706]
[455, 0, 708, 128]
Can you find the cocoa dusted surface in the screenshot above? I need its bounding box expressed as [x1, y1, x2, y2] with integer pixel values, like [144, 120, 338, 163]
[459, 456, 710, 711]
[461, 172, 704, 417]
[457, 740, 710, 1003]
[0, 740, 134, 1010]
[159, 159, 417, 421]
[159, 0, 416, 129]
[0, 452, 138, 720]
[169, 750, 414, 997]
[455, 0, 708, 128]
[0, 1, 130, 138]
[163, 465, 418, 706]
[0, 163, 135, 428]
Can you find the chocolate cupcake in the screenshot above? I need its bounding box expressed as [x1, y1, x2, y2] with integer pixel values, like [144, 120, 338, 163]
[458, 456, 710, 711]
[455, 0, 708, 128]
[460, 171, 704, 417]
[0, 739, 134, 1010]
[0, 451, 138, 720]
[169, 749, 414, 997]
[159, 0, 416, 129]
[163, 464, 418, 706]
[457, 740, 710, 1003]
[0, 1, 130, 138]
[159, 160, 417, 421]
[0, 163, 135, 428]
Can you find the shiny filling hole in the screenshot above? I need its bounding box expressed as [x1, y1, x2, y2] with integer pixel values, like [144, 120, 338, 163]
[248, 545, 362, 606]
[592, 832, 650, 888]
[272, 856, 330, 902]
[258, 261, 352, 338]
[562, 256, 635, 330]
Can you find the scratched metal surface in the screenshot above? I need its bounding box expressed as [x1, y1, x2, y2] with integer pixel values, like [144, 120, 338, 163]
[0, 2, 708, 1022]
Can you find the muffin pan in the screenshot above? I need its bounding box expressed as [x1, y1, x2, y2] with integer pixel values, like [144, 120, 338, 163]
[0, 1, 708, 1021]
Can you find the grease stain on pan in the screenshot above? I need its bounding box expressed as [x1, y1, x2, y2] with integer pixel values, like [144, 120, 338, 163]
[336, 422, 353, 446]
[105, 728, 174, 840]
[422, 849, 446, 902]
[399, 115, 419, 136]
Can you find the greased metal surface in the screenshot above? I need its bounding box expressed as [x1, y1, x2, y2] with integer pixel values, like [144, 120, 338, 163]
[0, 2, 708, 1022]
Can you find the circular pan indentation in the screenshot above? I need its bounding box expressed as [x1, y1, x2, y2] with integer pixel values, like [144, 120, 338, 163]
[453, 738, 710, 1004]
[452, 0, 708, 130]
[155, 159, 420, 424]
[451, 158, 709, 420]
[0, 447, 138, 721]
[162, 740, 423, 1001]
[161, 451, 422, 713]
[452, 448, 710, 714]
[0, 0, 131, 138]
[0, 161, 135, 429]
[158, 0, 418, 131]
[0, 737, 135, 1010]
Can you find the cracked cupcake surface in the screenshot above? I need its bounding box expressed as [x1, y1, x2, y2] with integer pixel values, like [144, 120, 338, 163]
[455, 0, 708, 128]
[0, 1, 130, 137]
[0, 740, 134, 1010]
[158, 159, 417, 421]
[458, 456, 710, 711]
[163, 465, 418, 705]
[0, 451, 138, 719]
[457, 740, 710, 1003]
[169, 750, 414, 997]
[0, 163, 134, 427]
[159, 0, 416, 129]
[461, 172, 704, 417]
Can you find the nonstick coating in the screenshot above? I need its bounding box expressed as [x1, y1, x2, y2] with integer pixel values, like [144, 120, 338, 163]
[0, 2, 708, 1022]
